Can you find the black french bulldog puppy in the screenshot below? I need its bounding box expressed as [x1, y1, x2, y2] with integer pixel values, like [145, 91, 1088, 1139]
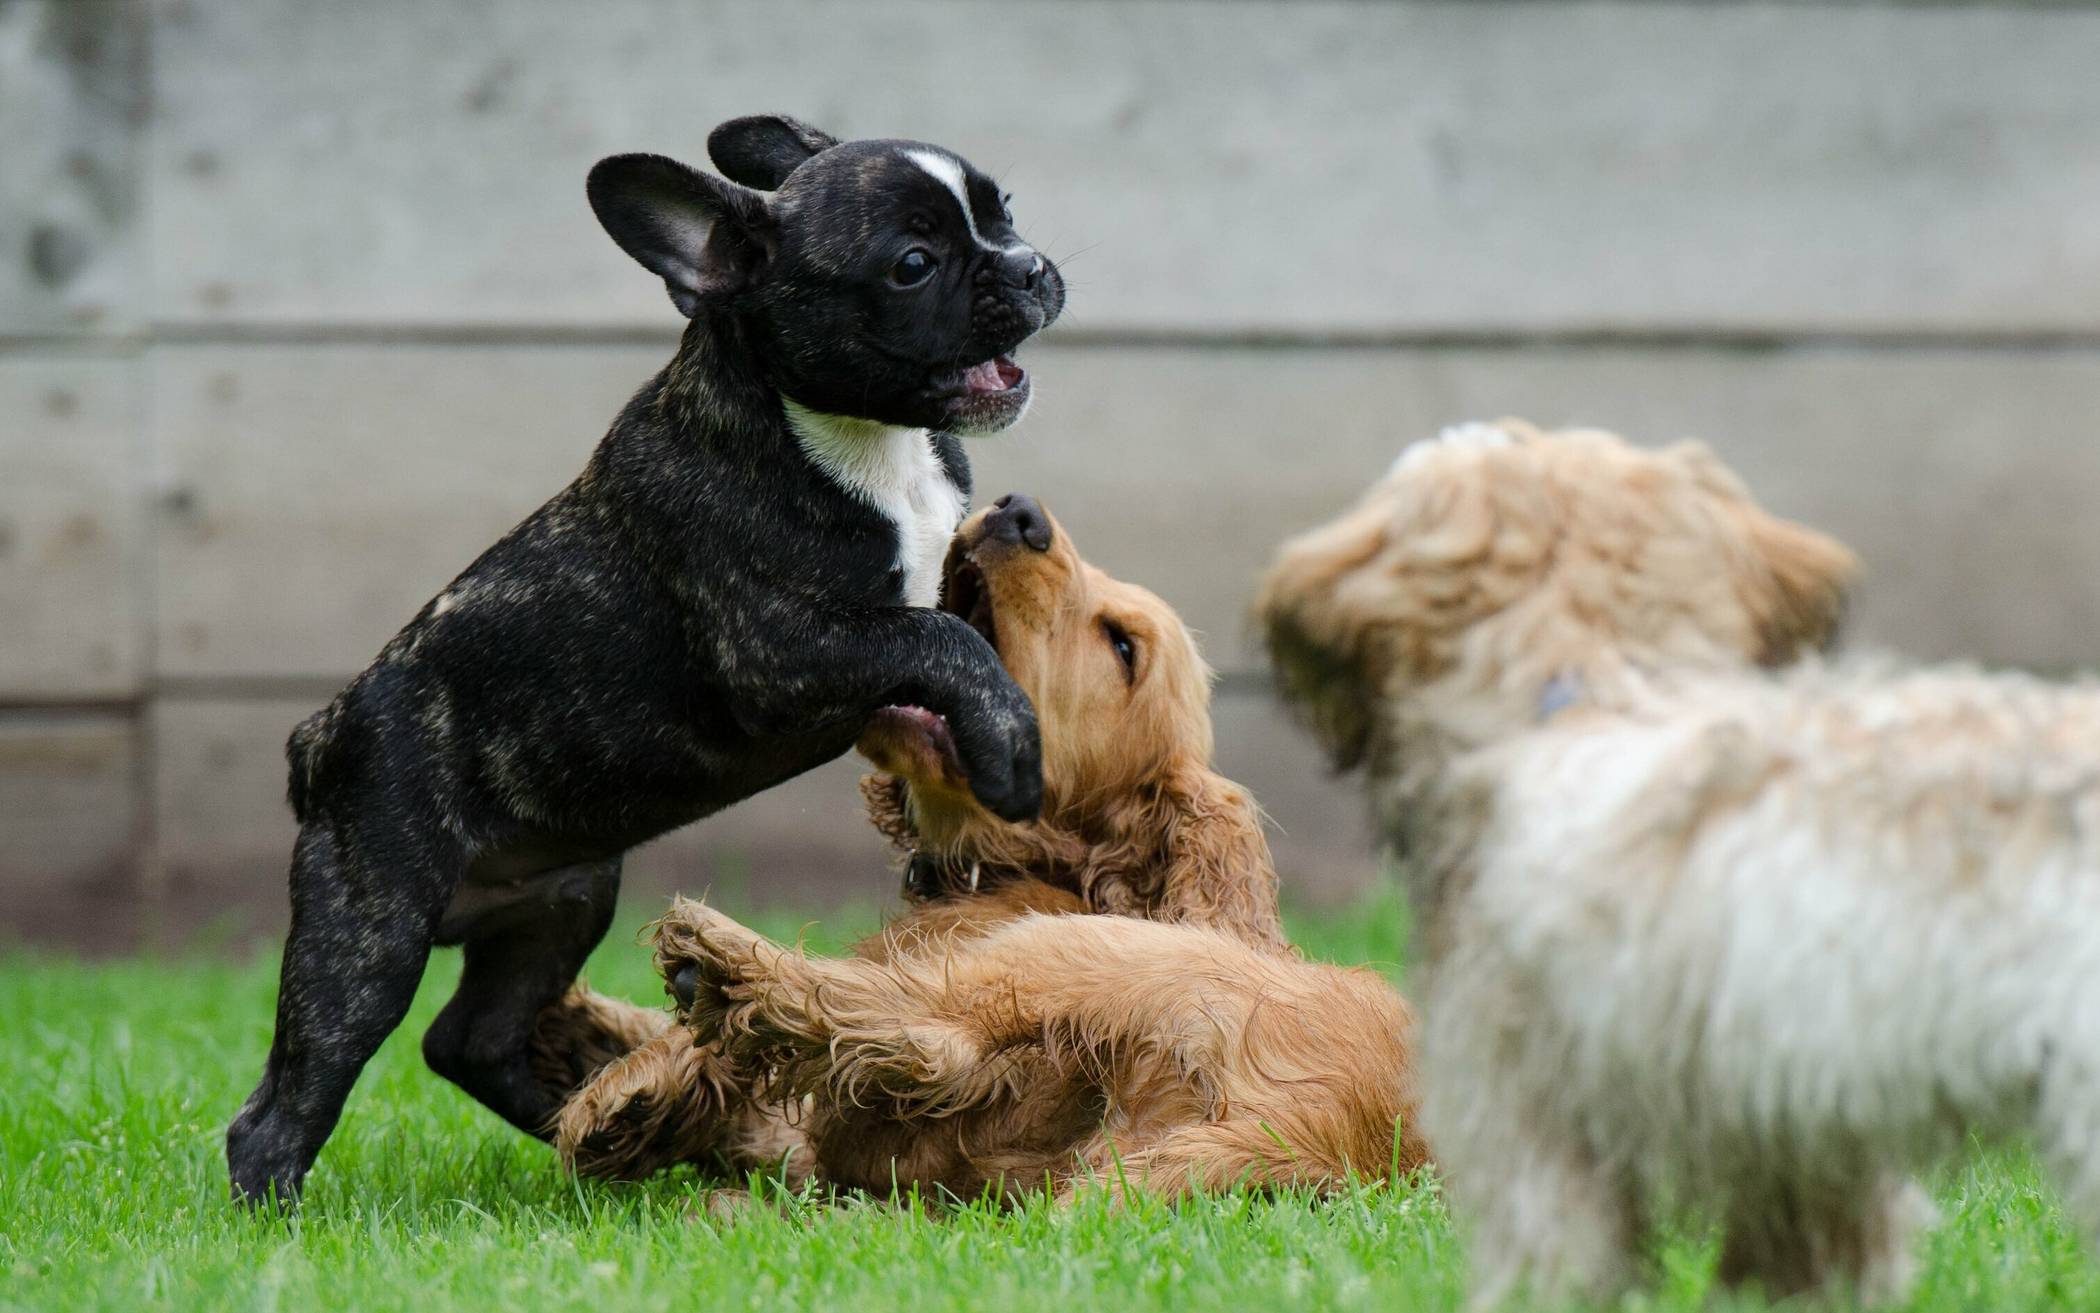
[225, 113, 1064, 1205]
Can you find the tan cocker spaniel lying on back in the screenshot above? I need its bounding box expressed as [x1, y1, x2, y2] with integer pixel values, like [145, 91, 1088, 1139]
[535, 498, 1425, 1200]
[1262, 421, 2100, 1307]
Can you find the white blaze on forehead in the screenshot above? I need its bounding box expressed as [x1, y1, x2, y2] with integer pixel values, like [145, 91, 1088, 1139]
[902, 147, 1030, 255]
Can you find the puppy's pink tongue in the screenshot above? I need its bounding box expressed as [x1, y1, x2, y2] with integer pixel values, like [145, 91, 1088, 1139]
[962, 360, 1006, 394]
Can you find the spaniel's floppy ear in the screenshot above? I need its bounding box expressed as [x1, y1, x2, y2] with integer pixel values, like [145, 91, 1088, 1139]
[708, 114, 840, 190]
[1087, 766, 1287, 954]
[588, 153, 776, 316]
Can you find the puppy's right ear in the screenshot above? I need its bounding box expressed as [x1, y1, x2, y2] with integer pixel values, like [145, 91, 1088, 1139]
[708, 114, 840, 190]
[587, 153, 775, 316]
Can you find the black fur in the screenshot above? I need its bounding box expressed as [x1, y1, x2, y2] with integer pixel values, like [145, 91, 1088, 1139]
[225, 114, 1064, 1205]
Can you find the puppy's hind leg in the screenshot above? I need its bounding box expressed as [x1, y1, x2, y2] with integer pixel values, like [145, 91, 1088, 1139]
[423, 857, 622, 1138]
[227, 821, 451, 1205]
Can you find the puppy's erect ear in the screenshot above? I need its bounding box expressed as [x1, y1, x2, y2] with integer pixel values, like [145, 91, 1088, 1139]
[587, 153, 776, 316]
[707, 114, 841, 190]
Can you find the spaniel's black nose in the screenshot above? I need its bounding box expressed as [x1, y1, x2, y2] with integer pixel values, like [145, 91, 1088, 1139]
[984, 493, 1052, 552]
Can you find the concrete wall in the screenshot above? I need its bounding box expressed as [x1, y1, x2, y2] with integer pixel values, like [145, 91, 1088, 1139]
[7, 0, 2100, 945]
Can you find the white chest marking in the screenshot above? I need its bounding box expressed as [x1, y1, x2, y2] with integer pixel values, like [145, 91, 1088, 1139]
[902, 148, 1032, 255]
[784, 398, 966, 608]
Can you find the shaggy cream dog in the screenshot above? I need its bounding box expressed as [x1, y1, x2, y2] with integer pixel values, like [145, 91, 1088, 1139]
[1258, 420, 2100, 1306]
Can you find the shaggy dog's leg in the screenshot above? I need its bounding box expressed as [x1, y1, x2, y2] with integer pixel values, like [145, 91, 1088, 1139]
[2040, 1061, 2100, 1265]
[1456, 1128, 1637, 1310]
[528, 985, 676, 1106]
[1424, 989, 1634, 1310]
[554, 1028, 802, 1182]
[1716, 1174, 1934, 1305]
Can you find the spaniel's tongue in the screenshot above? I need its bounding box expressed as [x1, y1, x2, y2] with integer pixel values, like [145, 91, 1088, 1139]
[962, 359, 1010, 395]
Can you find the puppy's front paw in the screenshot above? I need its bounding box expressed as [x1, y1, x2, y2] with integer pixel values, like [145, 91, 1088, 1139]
[956, 702, 1043, 823]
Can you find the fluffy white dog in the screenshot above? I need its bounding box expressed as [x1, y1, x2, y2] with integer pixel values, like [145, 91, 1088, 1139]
[1258, 420, 2100, 1305]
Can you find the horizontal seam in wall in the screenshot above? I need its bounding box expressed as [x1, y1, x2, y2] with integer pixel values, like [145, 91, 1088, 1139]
[0, 670, 1283, 707]
[12, 325, 2100, 355]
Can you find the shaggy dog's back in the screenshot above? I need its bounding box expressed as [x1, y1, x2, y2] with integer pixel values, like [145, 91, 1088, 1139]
[1440, 665, 2100, 1190]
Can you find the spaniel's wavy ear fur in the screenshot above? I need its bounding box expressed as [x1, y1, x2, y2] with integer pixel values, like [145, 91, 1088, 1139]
[1078, 765, 1288, 955]
[863, 766, 1288, 954]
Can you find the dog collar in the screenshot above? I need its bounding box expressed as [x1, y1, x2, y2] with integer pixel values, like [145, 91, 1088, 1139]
[903, 851, 984, 901]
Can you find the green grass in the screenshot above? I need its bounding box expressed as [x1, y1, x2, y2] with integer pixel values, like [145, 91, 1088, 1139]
[0, 885, 2092, 1312]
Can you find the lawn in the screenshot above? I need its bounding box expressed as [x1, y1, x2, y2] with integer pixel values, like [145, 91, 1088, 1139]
[1, 886, 2092, 1313]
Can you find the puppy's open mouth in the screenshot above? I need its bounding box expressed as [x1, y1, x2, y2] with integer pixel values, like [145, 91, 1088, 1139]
[933, 357, 1031, 435]
[955, 356, 1025, 397]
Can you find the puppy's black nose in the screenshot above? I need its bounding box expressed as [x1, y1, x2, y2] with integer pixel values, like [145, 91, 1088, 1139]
[985, 493, 1052, 552]
[996, 250, 1044, 290]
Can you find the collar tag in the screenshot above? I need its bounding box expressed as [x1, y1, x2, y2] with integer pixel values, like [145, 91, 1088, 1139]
[1537, 671, 1585, 722]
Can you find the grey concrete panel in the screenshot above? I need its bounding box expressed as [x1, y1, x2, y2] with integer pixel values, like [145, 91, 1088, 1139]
[149, 0, 2100, 334]
[0, 355, 143, 696]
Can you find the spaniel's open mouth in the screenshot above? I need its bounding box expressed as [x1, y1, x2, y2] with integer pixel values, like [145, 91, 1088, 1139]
[861, 704, 962, 780]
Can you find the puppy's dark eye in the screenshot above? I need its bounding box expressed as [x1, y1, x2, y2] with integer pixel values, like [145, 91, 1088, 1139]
[1102, 619, 1138, 682]
[1000, 192, 1014, 222]
[890, 249, 936, 287]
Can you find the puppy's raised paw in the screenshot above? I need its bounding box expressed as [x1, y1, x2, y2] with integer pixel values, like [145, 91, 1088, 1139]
[651, 900, 809, 1061]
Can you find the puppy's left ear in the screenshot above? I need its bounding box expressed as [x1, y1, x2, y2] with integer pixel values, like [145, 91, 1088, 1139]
[1146, 768, 1289, 954]
[708, 114, 841, 190]
[587, 153, 776, 316]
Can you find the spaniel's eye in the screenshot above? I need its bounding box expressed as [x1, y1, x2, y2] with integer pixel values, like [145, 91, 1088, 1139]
[1102, 619, 1138, 681]
[890, 249, 936, 287]
[999, 191, 1014, 222]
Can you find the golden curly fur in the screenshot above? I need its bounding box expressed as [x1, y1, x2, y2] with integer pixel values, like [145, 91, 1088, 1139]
[531, 499, 1349, 1193]
[1260, 420, 2100, 1306]
[655, 893, 1426, 1201]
